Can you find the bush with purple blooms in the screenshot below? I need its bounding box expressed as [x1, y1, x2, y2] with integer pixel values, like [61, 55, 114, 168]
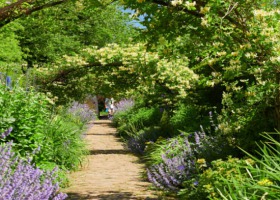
[126, 126, 161, 155]
[67, 101, 96, 125]
[114, 98, 134, 115]
[0, 128, 67, 200]
[0, 83, 90, 184]
[112, 98, 136, 128]
[145, 119, 236, 196]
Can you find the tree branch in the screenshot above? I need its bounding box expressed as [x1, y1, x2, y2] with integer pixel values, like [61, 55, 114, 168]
[149, 0, 246, 30]
[0, 0, 68, 27]
[48, 61, 123, 83]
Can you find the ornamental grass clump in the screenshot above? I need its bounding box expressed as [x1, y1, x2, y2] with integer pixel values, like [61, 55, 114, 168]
[214, 132, 280, 200]
[0, 128, 67, 200]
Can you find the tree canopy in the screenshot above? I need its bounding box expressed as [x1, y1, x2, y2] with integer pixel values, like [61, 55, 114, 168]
[0, 0, 279, 148]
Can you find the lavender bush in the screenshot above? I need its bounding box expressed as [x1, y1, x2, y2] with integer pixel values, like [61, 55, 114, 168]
[0, 128, 67, 200]
[126, 126, 161, 155]
[147, 133, 200, 191]
[146, 113, 235, 192]
[67, 101, 96, 124]
[114, 98, 134, 114]
[127, 136, 146, 155]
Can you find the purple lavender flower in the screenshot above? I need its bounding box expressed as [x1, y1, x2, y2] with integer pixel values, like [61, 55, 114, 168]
[0, 141, 67, 200]
[114, 99, 134, 114]
[6, 76, 12, 89]
[68, 101, 96, 123]
[1, 127, 13, 139]
[146, 123, 232, 192]
[177, 165, 185, 171]
[194, 132, 200, 145]
[194, 181, 199, 186]
[126, 137, 145, 155]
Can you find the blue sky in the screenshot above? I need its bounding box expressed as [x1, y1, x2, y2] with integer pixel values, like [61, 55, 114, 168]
[121, 7, 146, 29]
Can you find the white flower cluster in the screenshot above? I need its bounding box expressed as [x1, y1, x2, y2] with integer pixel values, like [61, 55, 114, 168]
[63, 54, 88, 66]
[155, 58, 198, 98]
[171, 0, 183, 6]
[253, 9, 279, 19]
[171, 0, 196, 8]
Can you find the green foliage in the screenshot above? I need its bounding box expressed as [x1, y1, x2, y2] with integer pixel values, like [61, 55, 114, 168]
[0, 81, 89, 180]
[0, 84, 52, 155]
[179, 132, 280, 200]
[114, 106, 162, 138]
[1, 0, 280, 196]
[214, 132, 280, 200]
[170, 104, 207, 134]
[125, 125, 161, 155]
[17, 1, 136, 65]
[130, 107, 161, 128]
[37, 161, 70, 188]
[118, 0, 280, 152]
[112, 102, 136, 128]
[36, 115, 88, 171]
[159, 109, 171, 137]
[144, 135, 185, 167]
[178, 157, 252, 199]
[0, 23, 22, 62]
[113, 103, 177, 154]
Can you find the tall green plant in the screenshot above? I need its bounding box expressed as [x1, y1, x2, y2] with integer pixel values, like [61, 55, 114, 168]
[195, 132, 280, 200]
[0, 84, 52, 155]
[216, 132, 280, 200]
[36, 115, 88, 171]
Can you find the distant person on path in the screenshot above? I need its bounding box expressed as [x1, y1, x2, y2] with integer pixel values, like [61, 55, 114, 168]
[105, 97, 115, 119]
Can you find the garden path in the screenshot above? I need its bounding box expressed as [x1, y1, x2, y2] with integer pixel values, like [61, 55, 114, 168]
[63, 119, 159, 200]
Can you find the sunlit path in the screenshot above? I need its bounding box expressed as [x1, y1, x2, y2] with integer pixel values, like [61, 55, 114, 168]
[63, 120, 158, 200]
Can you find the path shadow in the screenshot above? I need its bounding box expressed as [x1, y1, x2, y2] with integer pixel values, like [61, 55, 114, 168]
[89, 149, 130, 155]
[93, 121, 116, 128]
[66, 191, 159, 200]
[98, 116, 110, 120]
[85, 133, 116, 136]
[92, 122, 112, 126]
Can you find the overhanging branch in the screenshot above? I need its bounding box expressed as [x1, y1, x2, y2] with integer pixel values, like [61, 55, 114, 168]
[48, 61, 124, 83]
[150, 0, 246, 30]
[0, 0, 68, 27]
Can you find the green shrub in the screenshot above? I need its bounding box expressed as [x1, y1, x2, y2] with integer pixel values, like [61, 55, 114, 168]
[159, 109, 172, 137]
[126, 126, 161, 155]
[170, 104, 208, 134]
[0, 84, 52, 156]
[214, 132, 280, 200]
[114, 106, 162, 138]
[0, 83, 90, 176]
[181, 132, 280, 200]
[129, 107, 161, 128]
[179, 157, 253, 200]
[36, 115, 88, 171]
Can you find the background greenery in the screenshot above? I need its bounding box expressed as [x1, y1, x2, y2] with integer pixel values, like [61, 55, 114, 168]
[0, 0, 279, 198]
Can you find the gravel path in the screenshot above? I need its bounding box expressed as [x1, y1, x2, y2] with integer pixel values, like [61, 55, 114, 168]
[63, 119, 159, 200]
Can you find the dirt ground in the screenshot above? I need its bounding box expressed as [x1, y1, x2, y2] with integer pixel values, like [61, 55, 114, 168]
[62, 119, 160, 200]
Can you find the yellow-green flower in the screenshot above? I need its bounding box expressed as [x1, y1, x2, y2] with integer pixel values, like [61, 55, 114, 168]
[257, 179, 273, 186]
[197, 158, 206, 164]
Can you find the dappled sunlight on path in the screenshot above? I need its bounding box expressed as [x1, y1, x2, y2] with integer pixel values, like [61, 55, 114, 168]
[63, 120, 159, 200]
